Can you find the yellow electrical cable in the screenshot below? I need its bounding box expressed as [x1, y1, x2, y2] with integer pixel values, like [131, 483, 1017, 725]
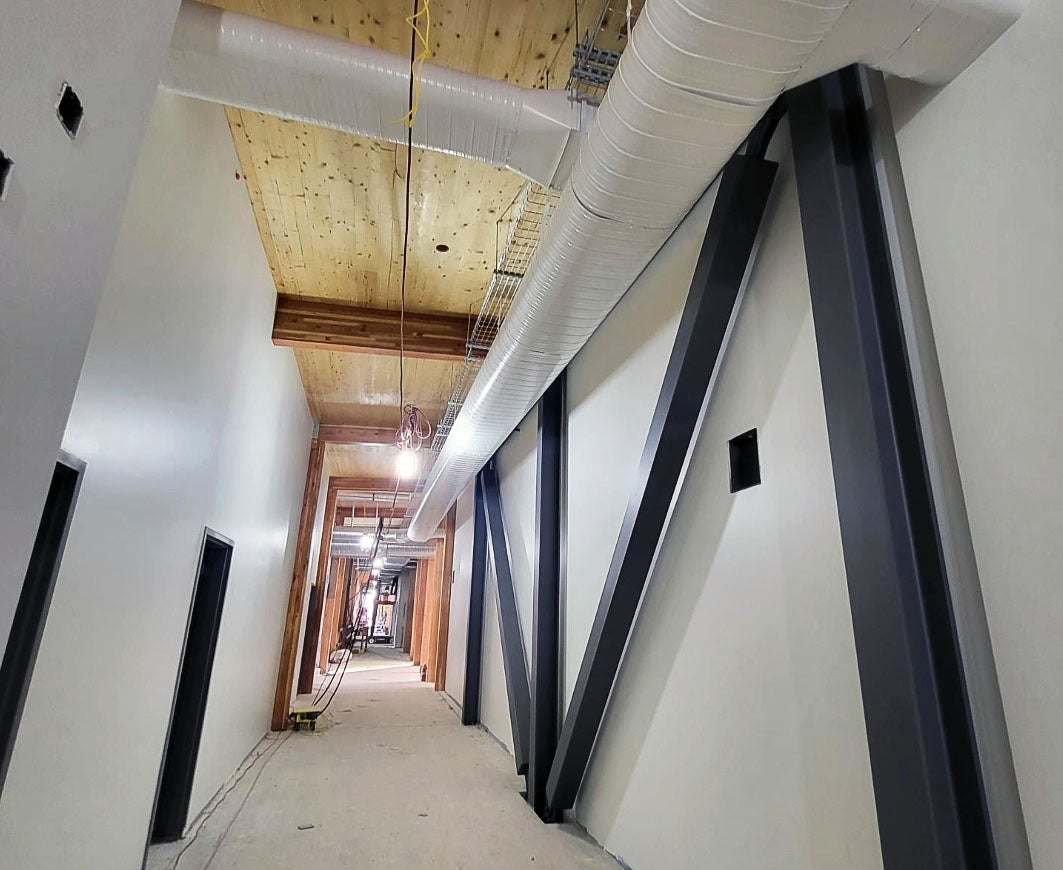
[402, 0, 433, 128]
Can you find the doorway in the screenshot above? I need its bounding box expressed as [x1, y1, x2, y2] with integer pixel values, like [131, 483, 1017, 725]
[0, 453, 85, 796]
[149, 529, 233, 843]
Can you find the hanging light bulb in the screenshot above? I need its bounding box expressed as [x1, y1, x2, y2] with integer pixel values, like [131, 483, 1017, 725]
[359, 533, 373, 552]
[373, 556, 384, 569]
[396, 447, 419, 479]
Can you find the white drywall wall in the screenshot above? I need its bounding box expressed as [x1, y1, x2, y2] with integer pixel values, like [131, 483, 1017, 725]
[444, 483, 476, 706]
[573, 134, 879, 869]
[453, 131, 882, 868]
[477, 407, 538, 752]
[887, 2, 1062, 862]
[0, 92, 312, 869]
[0, 0, 182, 655]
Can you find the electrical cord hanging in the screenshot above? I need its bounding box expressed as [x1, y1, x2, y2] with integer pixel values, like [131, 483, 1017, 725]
[396, 404, 432, 451]
[400, 0, 432, 128]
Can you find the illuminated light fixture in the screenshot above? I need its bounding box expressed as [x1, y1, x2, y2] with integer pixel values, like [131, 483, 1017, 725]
[359, 533, 373, 552]
[396, 447, 419, 479]
[371, 568, 380, 577]
[373, 556, 384, 569]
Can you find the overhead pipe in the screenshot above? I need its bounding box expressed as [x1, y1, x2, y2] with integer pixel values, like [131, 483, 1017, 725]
[164, 0, 588, 187]
[407, 0, 1024, 540]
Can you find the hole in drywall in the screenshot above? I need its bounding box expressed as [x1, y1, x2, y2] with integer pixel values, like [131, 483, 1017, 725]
[0, 149, 12, 200]
[435, 243, 449, 253]
[56, 83, 84, 140]
[728, 428, 761, 493]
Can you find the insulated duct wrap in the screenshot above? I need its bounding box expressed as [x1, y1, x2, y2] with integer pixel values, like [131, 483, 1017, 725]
[409, 0, 1023, 540]
[165, 1, 586, 186]
[159, 0, 1020, 541]
[407, 0, 852, 540]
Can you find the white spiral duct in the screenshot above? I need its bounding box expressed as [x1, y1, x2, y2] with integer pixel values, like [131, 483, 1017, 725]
[407, 0, 1024, 540]
[164, 0, 587, 187]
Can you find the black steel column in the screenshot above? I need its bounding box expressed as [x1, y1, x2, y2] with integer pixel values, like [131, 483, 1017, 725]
[529, 372, 565, 820]
[788, 65, 992, 869]
[546, 148, 778, 812]
[460, 474, 488, 726]
[482, 462, 532, 775]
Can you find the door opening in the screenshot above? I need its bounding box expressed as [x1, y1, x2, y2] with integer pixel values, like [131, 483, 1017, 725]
[0, 453, 85, 796]
[149, 529, 233, 843]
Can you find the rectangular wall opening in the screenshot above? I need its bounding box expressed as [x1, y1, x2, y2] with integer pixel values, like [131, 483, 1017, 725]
[0, 453, 84, 796]
[149, 529, 233, 843]
[728, 429, 761, 493]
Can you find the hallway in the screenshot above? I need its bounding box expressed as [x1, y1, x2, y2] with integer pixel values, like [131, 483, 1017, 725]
[147, 649, 617, 870]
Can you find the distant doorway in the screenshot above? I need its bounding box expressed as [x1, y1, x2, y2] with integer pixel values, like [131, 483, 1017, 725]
[149, 529, 233, 843]
[0, 453, 85, 796]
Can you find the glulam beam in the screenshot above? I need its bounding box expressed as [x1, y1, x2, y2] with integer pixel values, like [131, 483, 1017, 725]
[273, 293, 479, 361]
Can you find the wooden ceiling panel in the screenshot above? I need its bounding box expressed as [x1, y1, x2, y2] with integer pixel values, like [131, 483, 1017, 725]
[229, 113, 524, 312]
[213, 0, 595, 429]
[295, 349, 459, 426]
[325, 442, 396, 479]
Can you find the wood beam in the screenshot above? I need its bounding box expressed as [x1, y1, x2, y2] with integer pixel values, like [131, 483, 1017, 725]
[271, 437, 324, 731]
[329, 477, 416, 495]
[273, 293, 482, 361]
[434, 507, 458, 692]
[335, 505, 406, 525]
[298, 482, 339, 695]
[319, 424, 396, 446]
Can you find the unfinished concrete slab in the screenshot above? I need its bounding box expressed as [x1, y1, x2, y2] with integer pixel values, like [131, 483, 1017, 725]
[147, 649, 616, 870]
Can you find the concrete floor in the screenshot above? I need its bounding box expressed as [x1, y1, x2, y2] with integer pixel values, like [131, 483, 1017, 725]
[147, 648, 617, 869]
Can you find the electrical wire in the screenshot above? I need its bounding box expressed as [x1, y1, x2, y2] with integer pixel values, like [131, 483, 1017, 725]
[169, 732, 291, 870]
[199, 732, 292, 870]
[314, 518, 386, 714]
[396, 403, 432, 451]
[400, 0, 432, 128]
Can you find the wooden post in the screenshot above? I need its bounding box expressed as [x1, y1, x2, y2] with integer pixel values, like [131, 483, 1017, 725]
[434, 508, 457, 691]
[410, 559, 428, 665]
[298, 481, 339, 694]
[270, 437, 324, 731]
[318, 558, 341, 673]
[419, 541, 444, 682]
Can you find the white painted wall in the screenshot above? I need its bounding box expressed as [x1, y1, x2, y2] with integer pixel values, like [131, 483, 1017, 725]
[887, 2, 1063, 863]
[477, 408, 538, 752]
[444, 483, 477, 706]
[574, 136, 879, 869]
[447, 132, 882, 868]
[0, 0, 182, 654]
[0, 92, 312, 869]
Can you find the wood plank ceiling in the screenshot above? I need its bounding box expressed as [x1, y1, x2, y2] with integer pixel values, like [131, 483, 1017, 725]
[209, 0, 602, 482]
